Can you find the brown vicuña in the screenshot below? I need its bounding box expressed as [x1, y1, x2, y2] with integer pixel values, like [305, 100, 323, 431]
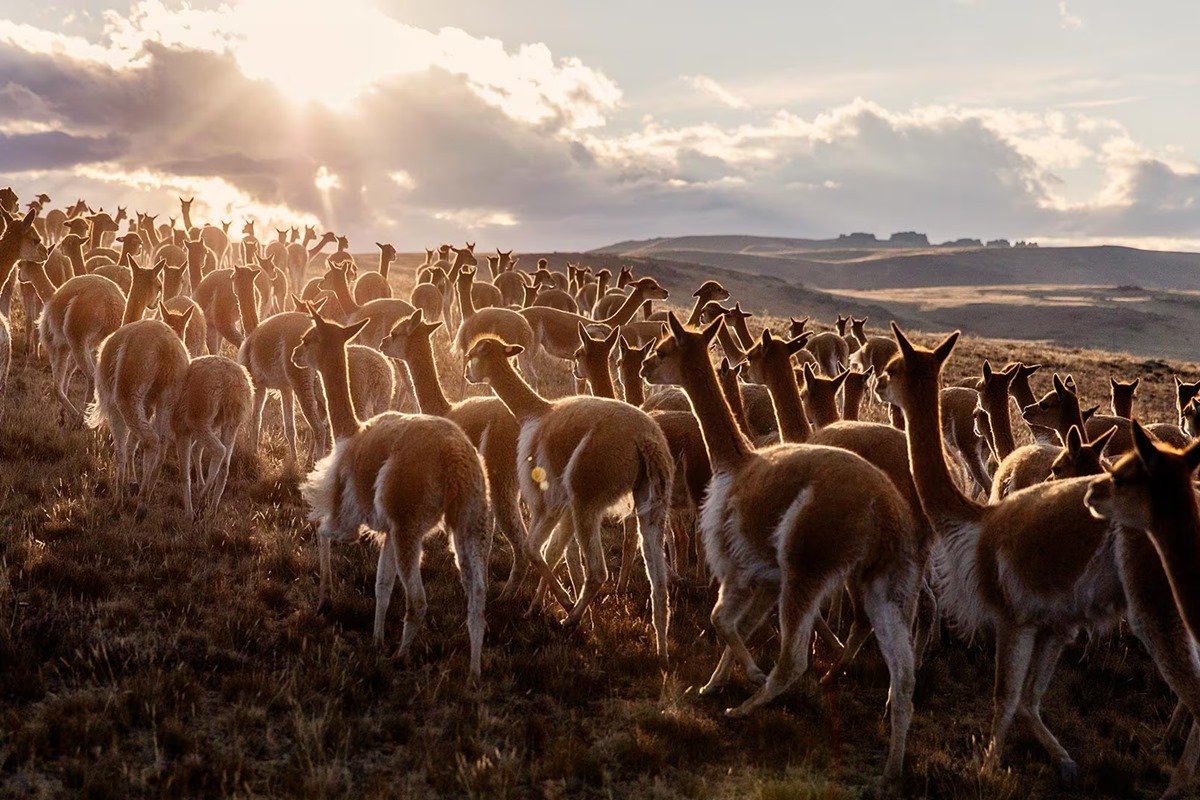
[464, 334, 673, 660]
[573, 324, 711, 583]
[640, 314, 917, 787]
[877, 322, 1200, 794]
[745, 331, 935, 675]
[520, 277, 668, 361]
[171, 354, 253, 519]
[380, 309, 529, 595]
[295, 308, 488, 677]
[1086, 422, 1200, 649]
[354, 242, 395, 304]
[87, 316, 189, 514]
[24, 255, 161, 419]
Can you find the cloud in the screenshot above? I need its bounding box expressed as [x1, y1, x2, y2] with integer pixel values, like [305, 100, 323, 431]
[682, 74, 748, 109]
[1058, 1, 1084, 29]
[433, 208, 519, 228]
[0, 1, 1197, 252]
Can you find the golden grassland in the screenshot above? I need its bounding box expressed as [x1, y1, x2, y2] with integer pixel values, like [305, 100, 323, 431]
[2, 263, 1199, 799]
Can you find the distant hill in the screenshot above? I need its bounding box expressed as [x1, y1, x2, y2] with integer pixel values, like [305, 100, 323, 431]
[510, 251, 918, 330]
[593, 235, 1200, 292]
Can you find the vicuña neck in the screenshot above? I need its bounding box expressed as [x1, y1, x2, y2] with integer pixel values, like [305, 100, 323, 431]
[181, 205, 194, 231]
[23, 261, 56, 302]
[761, 362, 812, 443]
[599, 287, 647, 326]
[620, 363, 645, 407]
[404, 335, 453, 418]
[730, 316, 754, 350]
[234, 279, 259, 334]
[716, 325, 746, 364]
[984, 395, 1017, 459]
[488, 358, 553, 422]
[318, 348, 362, 441]
[457, 278, 477, 320]
[122, 284, 150, 325]
[328, 272, 359, 314]
[900, 378, 984, 527]
[585, 358, 617, 400]
[64, 238, 86, 277]
[379, 251, 393, 278]
[1149, 487, 1200, 642]
[187, 248, 204, 294]
[0, 236, 23, 289]
[842, 381, 865, 421]
[683, 359, 753, 471]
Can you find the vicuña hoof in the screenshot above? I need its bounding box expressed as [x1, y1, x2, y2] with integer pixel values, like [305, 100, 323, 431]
[867, 775, 902, 800]
[724, 700, 756, 719]
[1057, 759, 1078, 789]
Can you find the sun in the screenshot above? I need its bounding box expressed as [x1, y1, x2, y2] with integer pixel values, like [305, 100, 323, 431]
[230, 0, 436, 107]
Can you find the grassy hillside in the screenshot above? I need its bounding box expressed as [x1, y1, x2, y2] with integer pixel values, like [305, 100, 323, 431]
[594, 236, 1200, 292]
[3, 266, 1199, 799]
[566, 243, 1200, 361]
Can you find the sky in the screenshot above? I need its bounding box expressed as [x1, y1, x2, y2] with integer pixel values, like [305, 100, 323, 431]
[1, 0, 1198, 251]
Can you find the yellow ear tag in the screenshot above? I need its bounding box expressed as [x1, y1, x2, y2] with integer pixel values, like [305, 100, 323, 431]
[531, 466, 549, 491]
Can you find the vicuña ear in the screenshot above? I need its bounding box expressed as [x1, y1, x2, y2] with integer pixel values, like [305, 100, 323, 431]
[983, 360, 993, 380]
[831, 369, 849, 392]
[1066, 425, 1083, 455]
[604, 326, 620, 349]
[21, 208, 36, 228]
[1053, 374, 1069, 396]
[802, 362, 817, 385]
[577, 321, 592, 345]
[1183, 438, 1200, 473]
[933, 331, 959, 364]
[343, 317, 371, 343]
[700, 316, 723, 346]
[760, 328, 773, 347]
[504, 344, 524, 358]
[1130, 419, 1161, 471]
[1092, 424, 1118, 454]
[667, 311, 687, 340]
[786, 333, 812, 354]
[890, 321, 915, 358]
[180, 306, 194, 325]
